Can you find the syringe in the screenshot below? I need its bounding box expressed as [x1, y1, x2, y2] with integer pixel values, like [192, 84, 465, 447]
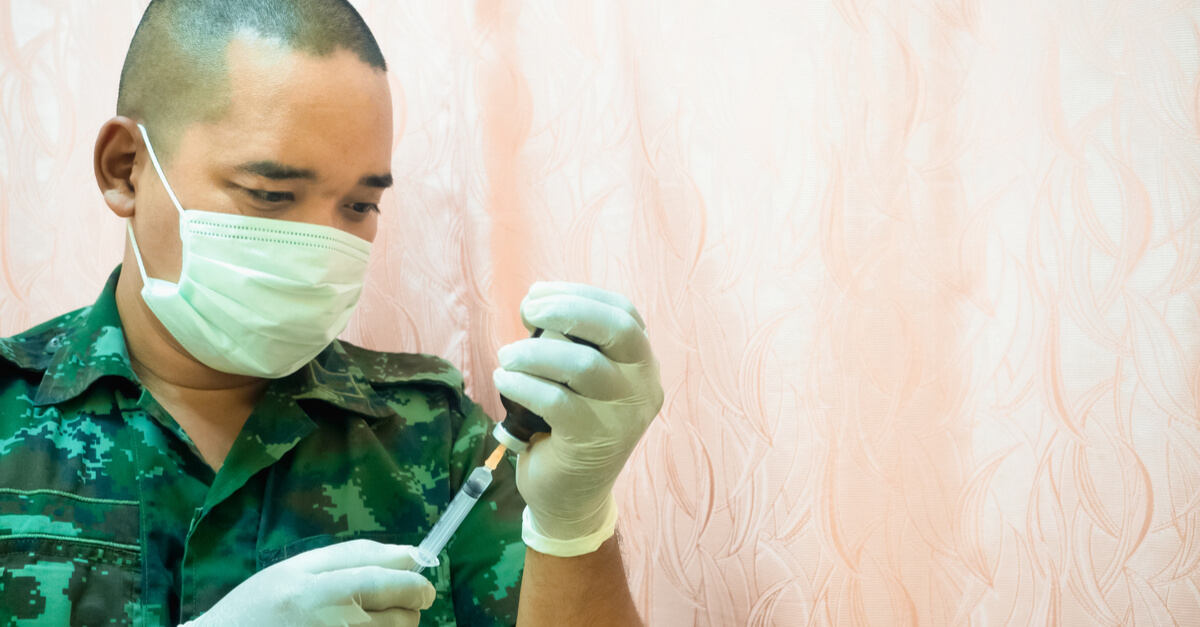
[411, 445, 508, 573]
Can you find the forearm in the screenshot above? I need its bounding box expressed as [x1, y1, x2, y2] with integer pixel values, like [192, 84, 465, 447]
[517, 535, 642, 626]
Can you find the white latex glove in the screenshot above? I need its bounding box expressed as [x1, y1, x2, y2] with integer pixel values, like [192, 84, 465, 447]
[181, 540, 435, 627]
[493, 281, 664, 557]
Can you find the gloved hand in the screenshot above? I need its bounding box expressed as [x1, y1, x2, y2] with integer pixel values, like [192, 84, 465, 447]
[493, 281, 664, 557]
[181, 539, 435, 627]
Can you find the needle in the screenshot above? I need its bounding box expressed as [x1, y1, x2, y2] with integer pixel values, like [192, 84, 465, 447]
[485, 444, 506, 470]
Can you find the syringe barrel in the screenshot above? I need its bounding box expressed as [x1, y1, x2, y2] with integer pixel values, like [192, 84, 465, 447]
[411, 466, 495, 573]
[461, 465, 491, 499]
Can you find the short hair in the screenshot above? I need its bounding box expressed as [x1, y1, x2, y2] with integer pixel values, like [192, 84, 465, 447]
[117, 0, 387, 161]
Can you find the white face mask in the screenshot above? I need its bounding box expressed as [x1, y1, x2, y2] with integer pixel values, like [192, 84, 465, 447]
[127, 123, 372, 378]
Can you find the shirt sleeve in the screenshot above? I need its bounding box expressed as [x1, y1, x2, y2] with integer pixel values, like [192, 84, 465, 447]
[445, 391, 526, 625]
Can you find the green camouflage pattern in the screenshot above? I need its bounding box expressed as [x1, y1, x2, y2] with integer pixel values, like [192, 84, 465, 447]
[0, 267, 525, 626]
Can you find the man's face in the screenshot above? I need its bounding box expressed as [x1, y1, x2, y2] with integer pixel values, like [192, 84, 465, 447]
[134, 36, 393, 283]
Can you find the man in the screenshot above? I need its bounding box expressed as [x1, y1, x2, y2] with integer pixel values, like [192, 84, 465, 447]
[0, 1, 661, 625]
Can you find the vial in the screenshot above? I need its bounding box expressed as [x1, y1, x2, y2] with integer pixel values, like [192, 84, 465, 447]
[493, 328, 600, 453]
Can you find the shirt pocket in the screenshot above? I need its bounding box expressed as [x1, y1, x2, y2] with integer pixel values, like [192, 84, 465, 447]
[0, 490, 142, 626]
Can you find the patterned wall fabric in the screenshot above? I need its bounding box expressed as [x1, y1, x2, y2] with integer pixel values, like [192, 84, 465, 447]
[2, 1, 1198, 624]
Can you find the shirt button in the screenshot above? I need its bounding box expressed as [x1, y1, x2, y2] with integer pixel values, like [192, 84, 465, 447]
[46, 334, 65, 352]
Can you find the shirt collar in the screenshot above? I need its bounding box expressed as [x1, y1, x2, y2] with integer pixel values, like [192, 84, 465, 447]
[286, 338, 472, 423]
[284, 341, 397, 421]
[30, 267, 139, 406]
[17, 266, 403, 422]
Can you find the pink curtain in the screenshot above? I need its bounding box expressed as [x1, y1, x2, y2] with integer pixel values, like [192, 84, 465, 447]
[3, 1, 1199, 624]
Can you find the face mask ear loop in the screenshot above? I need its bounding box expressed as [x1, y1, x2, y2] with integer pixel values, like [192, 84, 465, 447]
[135, 123, 188, 284]
[126, 220, 152, 286]
[136, 124, 186, 217]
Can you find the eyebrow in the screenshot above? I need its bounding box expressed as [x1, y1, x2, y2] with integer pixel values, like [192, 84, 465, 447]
[359, 173, 394, 189]
[236, 161, 394, 189]
[237, 161, 316, 181]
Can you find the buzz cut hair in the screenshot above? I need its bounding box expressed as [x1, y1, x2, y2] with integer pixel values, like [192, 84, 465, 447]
[117, 0, 387, 161]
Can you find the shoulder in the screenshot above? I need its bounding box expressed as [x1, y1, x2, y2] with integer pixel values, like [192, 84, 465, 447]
[336, 340, 464, 389]
[0, 307, 92, 373]
[328, 339, 471, 412]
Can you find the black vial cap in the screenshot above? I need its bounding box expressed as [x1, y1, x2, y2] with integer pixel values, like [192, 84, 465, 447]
[497, 328, 601, 444]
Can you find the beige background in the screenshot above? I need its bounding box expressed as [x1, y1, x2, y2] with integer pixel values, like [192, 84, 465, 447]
[2, 0, 1200, 624]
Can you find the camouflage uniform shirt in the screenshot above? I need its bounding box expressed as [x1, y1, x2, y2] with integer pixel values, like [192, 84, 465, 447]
[0, 267, 526, 626]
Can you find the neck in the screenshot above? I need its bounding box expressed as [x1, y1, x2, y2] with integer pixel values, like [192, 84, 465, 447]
[115, 251, 268, 409]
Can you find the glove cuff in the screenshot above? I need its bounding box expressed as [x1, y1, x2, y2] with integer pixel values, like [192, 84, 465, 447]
[522, 495, 618, 557]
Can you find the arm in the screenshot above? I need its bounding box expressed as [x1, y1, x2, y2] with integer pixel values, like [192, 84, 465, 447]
[493, 281, 663, 626]
[519, 537, 642, 626]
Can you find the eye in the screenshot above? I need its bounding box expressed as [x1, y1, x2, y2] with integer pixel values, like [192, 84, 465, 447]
[348, 203, 380, 215]
[247, 189, 294, 203]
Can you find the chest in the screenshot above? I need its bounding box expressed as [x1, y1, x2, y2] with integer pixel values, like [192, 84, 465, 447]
[0, 391, 457, 626]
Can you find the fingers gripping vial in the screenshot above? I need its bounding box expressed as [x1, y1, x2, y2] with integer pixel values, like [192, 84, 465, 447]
[491, 282, 663, 558]
[493, 328, 600, 453]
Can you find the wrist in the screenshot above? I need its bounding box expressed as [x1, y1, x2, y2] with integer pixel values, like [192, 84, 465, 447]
[523, 492, 618, 557]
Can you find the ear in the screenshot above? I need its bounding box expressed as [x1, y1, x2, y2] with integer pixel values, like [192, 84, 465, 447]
[94, 117, 143, 218]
